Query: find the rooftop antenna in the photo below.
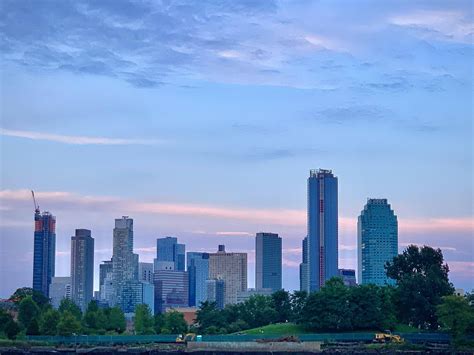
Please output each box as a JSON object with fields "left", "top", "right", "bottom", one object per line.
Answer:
{"left": 31, "top": 190, "right": 40, "bottom": 213}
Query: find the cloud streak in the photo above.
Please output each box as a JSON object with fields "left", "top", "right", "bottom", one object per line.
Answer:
{"left": 0, "top": 128, "right": 163, "bottom": 146}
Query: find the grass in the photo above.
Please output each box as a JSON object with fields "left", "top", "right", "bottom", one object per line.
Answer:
{"left": 394, "top": 324, "right": 421, "bottom": 333}
{"left": 237, "top": 323, "right": 309, "bottom": 335}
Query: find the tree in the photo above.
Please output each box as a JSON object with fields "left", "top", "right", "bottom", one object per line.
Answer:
{"left": 82, "top": 301, "right": 106, "bottom": 334}
{"left": 105, "top": 307, "right": 126, "bottom": 333}
{"left": 195, "top": 301, "right": 226, "bottom": 333}
{"left": 437, "top": 295, "right": 474, "bottom": 343}
{"left": 10, "top": 287, "right": 50, "bottom": 309}
{"left": 290, "top": 291, "right": 308, "bottom": 323}
{"left": 386, "top": 245, "right": 454, "bottom": 329}
{"left": 239, "top": 295, "right": 278, "bottom": 329}
{"left": 271, "top": 290, "right": 291, "bottom": 323}
{"left": 26, "top": 317, "right": 40, "bottom": 335}
{"left": 350, "top": 284, "right": 385, "bottom": 330}
{"left": 18, "top": 296, "right": 40, "bottom": 329}
{"left": 134, "top": 304, "right": 155, "bottom": 335}
{"left": 154, "top": 313, "right": 165, "bottom": 334}
{"left": 163, "top": 311, "right": 188, "bottom": 334}
{"left": 58, "top": 298, "right": 82, "bottom": 321}
{"left": 40, "top": 309, "right": 60, "bottom": 335}
{"left": 57, "top": 311, "right": 81, "bottom": 336}
{"left": 4, "top": 319, "right": 21, "bottom": 340}
{"left": 301, "top": 277, "right": 352, "bottom": 331}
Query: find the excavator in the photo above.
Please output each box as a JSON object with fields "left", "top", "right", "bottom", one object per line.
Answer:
{"left": 176, "top": 333, "right": 198, "bottom": 343}
{"left": 373, "top": 330, "right": 404, "bottom": 343}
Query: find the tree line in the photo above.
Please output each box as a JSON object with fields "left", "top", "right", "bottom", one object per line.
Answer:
{"left": 1, "top": 245, "right": 473, "bottom": 342}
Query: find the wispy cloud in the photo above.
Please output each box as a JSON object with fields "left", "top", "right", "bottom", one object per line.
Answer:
{"left": 0, "top": 128, "right": 163, "bottom": 146}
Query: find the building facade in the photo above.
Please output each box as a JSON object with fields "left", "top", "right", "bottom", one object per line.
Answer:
{"left": 358, "top": 198, "right": 398, "bottom": 286}
{"left": 153, "top": 270, "right": 188, "bottom": 314}
{"left": 71, "top": 229, "right": 94, "bottom": 311}
{"left": 206, "top": 279, "right": 225, "bottom": 309}
{"left": 255, "top": 232, "right": 282, "bottom": 292}
{"left": 299, "top": 236, "right": 308, "bottom": 291}
{"left": 33, "top": 210, "right": 56, "bottom": 297}
{"left": 112, "top": 217, "right": 139, "bottom": 311}
{"left": 155, "top": 237, "right": 185, "bottom": 271}
{"left": 49, "top": 276, "right": 71, "bottom": 309}
{"left": 187, "top": 252, "right": 209, "bottom": 307}
{"left": 139, "top": 262, "right": 154, "bottom": 283}
{"left": 236, "top": 288, "right": 273, "bottom": 303}
{"left": 208, "top": 245, "right": 247, "bottom": 306}
{"left": 338, "top": 269, "right": 357, "bottom": 287}
{"left": 307, "top": 169, "right": 338, "bottom": 292}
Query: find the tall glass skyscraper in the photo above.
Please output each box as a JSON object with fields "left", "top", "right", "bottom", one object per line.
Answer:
{"left": 299, "top": 236, "right": 308, "bottom": 291}
{"left": 156, "top": 237, "right": 185, "bottom": 271}
{"left": 33, "top": 209, "right": 56, "bottom": 297}
{"left": 71, "top": 229, "right": 94, "bottom": 312}
{"left": 112, "top": 216, "right": 139, "bottom": 311}
{"left": 187, "top": 252, "right": 209, "bottom": 307}
{"left": 255, "top": 232, "right": 282, "bottom": 292}
{"left": 307, "top": 169, "right": 338, "bottom": 292}
{"left": 358, "top": 198, "right": 398, "bottom": 286}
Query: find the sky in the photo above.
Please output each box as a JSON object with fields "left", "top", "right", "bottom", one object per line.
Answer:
{"left": 0, "top": 0, "right": 473, "bottom": 297}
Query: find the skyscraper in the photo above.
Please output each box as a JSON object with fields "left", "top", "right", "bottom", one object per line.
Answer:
{"left": 155, "top": 237, "right": 185, "bottom": 271}
{"left": 153, "top": 264, "right": 189, "bottom": 314}
{"left": 255, "top": 232, "right": 282, "bottom": 292}
{"left": 187, "top": 252, "right": 209, "bottom": 307}
{"left": 33, "top": 209, "right": 56, "bottom": 297}
{"left": 299, "top": 236, "right": 308, "bottom": 292}
{"left": 307, "top": 169, "right": 338, "bottom": 291}
{"left": 206, "top": 279, "right": 225, "bottom": 309}
{"left": 71, "top": 229, "right": 94, "bottom": 311}
{"left": 358, "top": 198, "right": 398, "bottom": 286}
{"left": 208, "top": 245, "right": 247, "bottom": 306}
{"left": 112, "top": 216, "right": 139, "bottom": 311}
{"left": 138, "top": 262, "right": 154, "bottom": 283}
{"left": 49, "top": 276, "right": 71, "bottom": 309}
{"left": 99, "top": 260, "right": 113, "bottom": 306}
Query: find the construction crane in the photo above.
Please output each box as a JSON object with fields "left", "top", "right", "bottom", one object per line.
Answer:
{"left": 31, "top": 190, "right": 40, "bottom": 213}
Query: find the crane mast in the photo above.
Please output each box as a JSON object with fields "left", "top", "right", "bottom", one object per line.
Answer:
{"left": 31, "top": 190, "right": 40, "bottom": 213}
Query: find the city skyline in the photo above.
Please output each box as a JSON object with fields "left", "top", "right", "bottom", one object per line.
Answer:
{"left": 1, "top": 0, "right": 472, "bottom": 297}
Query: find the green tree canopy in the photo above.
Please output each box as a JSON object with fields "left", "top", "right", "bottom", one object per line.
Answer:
{"left": 58, "top": 298, "right": 82, "bottom": 321}
{"left": 105, "top": 307, "right": 126, "bottom": 333}
{"left": 163, "top": 311, "right": 188, "bottom": 334}
{"left": 437, "top": 295, "right": 474, "bottom": 342}
{"left": 18, "top": 295, "right": 40, "bottom": 329}
{"left": 134, "top": 304, "right": 155, "bottom": 335}
{"left": 57, "top": 310, "right": 81, "bottom": 336}
{"left": 40, "top": 308, "right": 60, "bottom": 335}
{"left": 10, "top": 287, "right": 50, "bottom": 309}
{"left": 4, "top": 319, "right": 21, "bottom": 340}
{"left": 386, "top": 245, "right": 454, "bottom": 329}
{"left": 290, "top": 290, "right": 308, "bottom": 323}
{"left": 271, "top": 290, "right": 292, "bottom": 323}
{"left": 82, "top": 301, "right": 107, "bottom": 334}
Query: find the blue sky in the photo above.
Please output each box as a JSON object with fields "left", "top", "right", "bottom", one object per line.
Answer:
{"left": 0, "top": 0, "right": 473, "bottom": 297}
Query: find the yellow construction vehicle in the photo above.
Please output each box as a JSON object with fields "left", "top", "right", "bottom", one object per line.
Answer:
{"left": 176, "top": 333, "right": 197, "bottom": 343}
{"left": 374, "top": 331, "right": 404, "bottom": 343}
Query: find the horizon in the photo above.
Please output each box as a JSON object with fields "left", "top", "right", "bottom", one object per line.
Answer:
{"left": 0, "top": 0, "right": 473, "bottom": 297}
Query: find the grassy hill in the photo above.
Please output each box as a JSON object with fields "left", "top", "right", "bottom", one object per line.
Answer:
{"left": 237, "top": 323, "right": 309, "bottom": 335}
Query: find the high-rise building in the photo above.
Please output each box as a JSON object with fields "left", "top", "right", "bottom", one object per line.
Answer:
{"left": 206, "top": 279, "right": 225, "bottom": 309}
{"left": 208, "top": 245, "right": 247, "bottom": 306}
{"left": 299, "top": 236, "right": 308, "bottom": 292}
{"left": 338, "top": 269, "right": 357, "bottom": 287}
{"left": 99, "top": 260, "right": 113, "bottom": 288}
{"left": 358, "top": 198, "right": 398, "bottom": 286}
{"left": 112, "top": 216, "right": 139, "bottom": 311}
{"left": 49, "top": 276, "right": 71, "bottom": 309}
{"left": 99, "top": 260, "right": 113, "bottom": 306}
{"left": 155, "top": 237, "right": 185, "bottom": 271}
{"left": 255, "top": 232, "right": 282, "bottom": 292}
{"left": 187, "top": 252, "right": 209, "bottom": 307}
{"left": 153, "top": 267, "right": 188, "bottom": 314}
{"left": 139, "top": 262, "right": 154, "bottom": 283}
{"left": 237, "top": 288, "right": 273, "bottom": 303}
{"left": 71, "top": 229, "right": 94, "bottom": 311}
{"left": 307, "top": 169, "right": 338, "bottom": 292}
{"left": 33, "top": 209, "right": 56, "bottom": 297}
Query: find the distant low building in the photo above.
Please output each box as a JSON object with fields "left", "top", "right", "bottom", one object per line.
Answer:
{"left": 49, "top": 276, "right": 71, "bottom": 308}
{"left": 338, "top": 269, "right": 357, "bottom": 287}
{"left": 236, "top": 288, "right": 273, "bottom": 303}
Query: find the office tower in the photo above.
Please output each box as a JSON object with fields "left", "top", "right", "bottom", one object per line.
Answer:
{"left": 155, "top": 237, "right": 185, "bottom": 271}
{"left": 153, "top": 266, "right": 188, "bottom": 314}
{"left": 299, "top": 236, "right": 308, "bottom": 292}
{"left": 255, "top": 232, "right": 282, "bottom": 292}
{"left": 112, "top": 216, "right": 139, "bottom": 311}
{"left": 99, "top": 260, "right": 113, "bottom": 305}
{"left": 358, "top": 198, "right": 398, "bottom": 286}
{"left": 139, "top": 262, "right": 154, "bottom": 283}
{"left": 71, "top": 229, "right": 94, "bottom": 311}
{"left": 307, "top": 169, "right": 338, "bottom": 291}
{"left": 187, "top": 252, "right": 209, "bottom": 307}
{"left": 99, "top": 260, "right": 113, "bottom": 288}
{"left": 206, "top": 279, "right": 225, "bottom": 309}
{"left": 33, "top": 209, "right": 56, "bottom": 297}
{"left": 208, "top": 245, "right": 247, "bottom": 306}
{"left": 49, "top": 277, "right": 71, "bottom": 309}
{"left": 338, "top": 269, "right": 357, "bottom": 287}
